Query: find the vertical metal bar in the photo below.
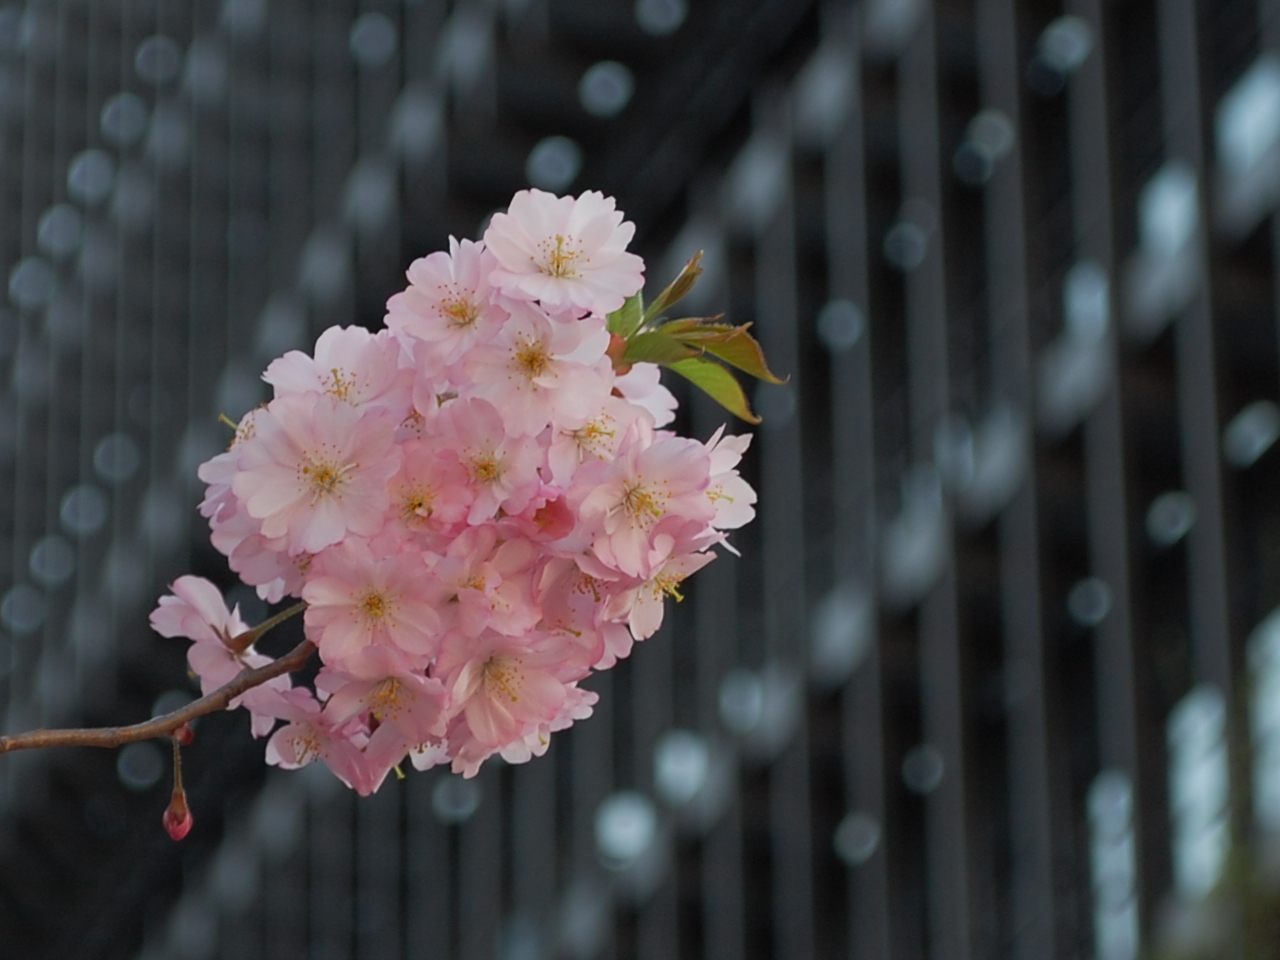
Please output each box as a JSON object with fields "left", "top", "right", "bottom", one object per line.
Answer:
{"left": 570, "top": 669, "right": 614, "bottom": 959}
{"left": 634, "top": 624, "right": 677, "bottom": 959}
{"left": 358, "top": 781, "right": 402, "bottom": 959}
{"left": 406, "top": 771, "right": 451, "bottom": 960}
{"left": 899, "top": 5, "right": 971, "bottom": 958}
{"left": 752, "top": 93, "right": 815, "bottom": 960}
{"left": 310, "top": 788, "right": 356, "bottom": 958}
{"left": 458, "top": 766, "right": 503, "bottom": 960}
{"left": 974, "top": 2, "right": 1058, "bottom": 958}
{"left": 1263, "top": 0, "right": 1280, "bottom": 398}
{"left": 1157, "top": 0, "right": 1233, "bottom": 697}
{"left": 824, "top": 12, "right": 890, "bottom": 960}
{"left": 511, "top": 752, "right": 557, "bottom": 943}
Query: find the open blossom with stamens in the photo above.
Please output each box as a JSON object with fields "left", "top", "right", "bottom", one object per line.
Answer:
{"left": 387, "top": 238, "right": 509, "bottom": 369}
{"left": 232, "top": 394, "right": 402, "bottom": 555}
{"left": 464, "top": 301, "right": 612, "bottom": 436}
{"left": 483, "top": 189, "right": 645, "bottom": 316}
{"left": 577, "top": 423, "right": 716, "bottom": 578}
{"left": 264, "top": 687, "right": 373, "bottom": 793}
{"left": 263, "top": 325, "right": 411, "bottom": 413}
{"left": 435, "top": 629, "right": 595, "bottom": 776}
{"left": 177, "top": 188, "right": 760, "bottom": 791}
{"left": 435, "top": 398, "right": 543, "bottom": 523}
{"left": 302, "top": 538, "right": 445, "bottom": 665}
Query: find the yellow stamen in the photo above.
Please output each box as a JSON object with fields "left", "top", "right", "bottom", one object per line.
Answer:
{"left": 483, "top": 656, "right": 523, "bottom": 703}
{"left": 323, "top": 367, "right": 357, "bottom": 402}
{"left": 537, "top": 234, "right": 584, "bottom": 279}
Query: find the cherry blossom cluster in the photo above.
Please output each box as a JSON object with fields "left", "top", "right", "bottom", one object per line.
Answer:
{"left": 150, "top": 189, "right": 757, "bottom": 794}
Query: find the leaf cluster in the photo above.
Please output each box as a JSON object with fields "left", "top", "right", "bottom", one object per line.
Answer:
{"left": 605, "top": 252, "right": 786, "bottom": 424}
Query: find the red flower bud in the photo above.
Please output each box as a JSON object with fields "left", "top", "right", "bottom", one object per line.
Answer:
{"left": 172, "top": 722, "right": 194, "bottom": 746}
{"left": 163, "top": 788, "right": 193, "bottom": 841}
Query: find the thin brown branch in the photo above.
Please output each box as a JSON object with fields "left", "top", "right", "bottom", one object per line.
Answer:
{"left": 0, "top": 639, "right": 317, "bottom": 755}
{"left": 227, "top": 600, "right": 307, "bottom": 654}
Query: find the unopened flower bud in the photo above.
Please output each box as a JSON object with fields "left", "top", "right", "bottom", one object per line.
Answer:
{"left": 163, "top": 788, "right": 193, "bottom": 840}
{"left": 172, "top": 722, "right": 194, "bottom": 746}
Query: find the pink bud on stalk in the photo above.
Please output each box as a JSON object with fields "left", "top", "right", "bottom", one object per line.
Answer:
{"left": 163, "top": 738, "right": 194, "bottom": 841}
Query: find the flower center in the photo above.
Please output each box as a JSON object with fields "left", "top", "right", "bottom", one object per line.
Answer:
{"left": 402, "top": 489, "right": 435, "bottom": 522}
{"left": 515, "top": 342, "right": 550, "bottom": 379}
{"left": 360, "top": 590, "right": 395, "bottom": 621}
{"left": 470, "top": 454, "right": 503, "bottom": 484}
{"left": 300, "top": 455, "right": 353, "bottom": 498}
{"left": 537, "top": 234, "right": 585, "bottom": 279}
{"left": 568, "top": 416, "right": 616, "bottom": 459}
{"left": 621, "top": 481, "right": 665, "bottom": 525}
{"left": 482, "top": 656, "right": 524, "bottom": 703}
{"left": 367, "top": 678, "right": 405, "bottom": 721}
{"left": 443, "top": 296, "right": 480, "bottom": 329}
{"left": 322, "top": 367, "right": 357, "bottom": 403}
{"left": 289, "top": 726, "right": 324, "bottom": 765}
{"left": 651, "top": 570, "right": 687, "bottom": 603}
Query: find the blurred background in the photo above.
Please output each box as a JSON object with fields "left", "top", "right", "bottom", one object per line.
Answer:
{"left": 2, "top": 0, "right": 1280, "bottom": 958}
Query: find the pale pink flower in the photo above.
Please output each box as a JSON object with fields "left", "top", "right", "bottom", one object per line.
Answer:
{"left": 495, "top": 683, "right": 598, "bottom": 767}
{"left": 464, "top": 301, "right": 612, "bottom": 436}
{"left": 263, "top": 325, "right": 411, "bottom": 414}
{"left": 546, "top": 394, "right": 650, "bottom": 486}
{"left": 232, "top": 393, "right": 402, "bottom": 555}
{"left": 150, "top": 577, "right": 291, "bottom": 736}
{"left": 150, "top": 575, "right": 248, "bottom": 647}
{"left": 535, "top": 557, "right": 625, "bottom": 667}
{"left": 483, "top": 189, "right": 644, "bottom": 315}
{"left": 317, "top": 647, "right": 448, "bottom": 777}
{"left": 576, "top": 423, "right": 715, "bottom": 578}
{"left": 263, "top": 687, "right": 373, "bottom": 793}
{"left": 607, "top": 551, "right": 716, "bottom": 640}
{"left": 429, "top": 525, "right": 541, "bottom": 638}
{"left": 704, "top": 426, "right": 757, "bottom": 531}
{"left": 435, "top": 630, "right": 594, "bottom": 777}
{"left": 386, "top": 238, "right": 509, "bottom": 366}
{"left": 495, "top": 490, "right": 577, "bottom": 543}
{"left": 436, "top": 398, "right": 543, "bottom": 523}
{"left": 302, "top": 538, "right": 445, "bottom": 666}
{"left": 386, "top": 440, "right": 473, "bottom": 533}
{"left": 612, "top": 362, "right": 678, "bottom": 427}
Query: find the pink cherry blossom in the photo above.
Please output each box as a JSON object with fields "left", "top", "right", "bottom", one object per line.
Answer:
{"left": 435, "top": 630, "right": 595, "bottom": 777}
{"left": 577, "top": 423, "right": 715, "bottom": 578}
{"left": 166, "top": 187, "right": 762, "bottom": 791}
{"left": 464, "top": 300, "right": 612, "bottom": 437}
{"left": 429, "top": 526, "right": 541, "bottom": 638}
{"left": 607, "top": 551, "right": 716, "bottom": 640}
{"left": 317, "top": 647, "right": 448, "bottom": 778}
{"left": 704, "top": 426, "right": 757, "bottom": 531}
{"left": 547, "top": 394, "right": 651, "bottom": 486}
{"left": 435, "top": 398, "right": 543, "bottom": 523}
{"left": 150, "top": 577, "right": 291, "bottom": 735}
{"left": 302, "top": 538, "right": 445, "bottom": 666}
{"left": 232, "top": 393, "right": 402, "bottom": 555}
{"left": 386, "top": 439, "right": 473, "bottom": 534}
{"left": 263, "top": 687, "right": 373, "bottom": 793}
{"left": 387, "top": 238, "right": 509, "bottom": 367}
{"left": 483, "top": 189, "right": 644, "bottom": 315}
{"left": 263, "top": 325, "right": 411, "bottom": 414}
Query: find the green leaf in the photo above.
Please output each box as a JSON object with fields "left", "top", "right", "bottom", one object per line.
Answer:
{"left": 606, "top": 292, "right": 645, "bottom": 340}
{"left": 667, "top": 357, "right": 762, "bottom": 424}
{"left": 622, "top": 330, "right": 702, "bottom": 366}
{"left": 662, "top": 318, "right": 736, "bottom": 343}
{"left": 643, "top": 252, "right": 704, "bottom": 324}
{"left": 700, "top": 326, "right": 787, "bottom": 384}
